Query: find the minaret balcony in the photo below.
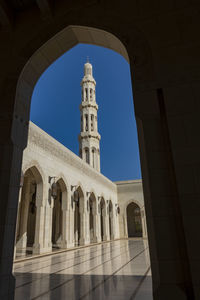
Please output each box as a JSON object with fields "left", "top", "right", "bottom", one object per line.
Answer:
{"left": 79, "top": 102, "right": 98, "bottom": 110}
{"left": 79, "top": 132, "right": 101, "bottom": 140}
{"left": 81, "top": 77, "right": 96, "bottom": 85}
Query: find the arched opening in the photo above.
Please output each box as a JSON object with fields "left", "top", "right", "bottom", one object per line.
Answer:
{"left": 85, "top": 147, "right": 89, "bottom": 164}
{"left": 89, "top": 193, "right": 97, "bottom": 243}
{"left": 74, "top": 186, "right": 84, "bottom": 246}
{"left": 10, "top": 24, "right": 152, "bottom": 298}
{"left": 108, "top": 200, "right": 113, "bottom": 240}
{"left": 52, "top": 182, "right": 62, "bottom": 248}
{"left": 51, "top": 178, "right": 68, "bottom": 249}
{"left": 91, "top": 147, "right": 96, "bottom": 168}
{"left": 91, "top": 114, "right": 94, "bottom": 131}
{"left": 85, "top": 114, "right": 88, "bottom": 131}
{"left": 100, "top": 198, "right": 106, "bottom": 241}
{"left": 0, "top": 3, "right": 197, "bottom": 297}
{"left": 16, "top": 166, "right": 43, "bottom": 257}
{"left": 15, "top": 25, "right": 131, "bottom": 252}
{"left": 126, "top": 202, "right": 142, "bottom": 237}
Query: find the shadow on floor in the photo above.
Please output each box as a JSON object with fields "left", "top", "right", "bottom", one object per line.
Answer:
{"left": 14, "top": 272, "right": 152, "bottom": 300}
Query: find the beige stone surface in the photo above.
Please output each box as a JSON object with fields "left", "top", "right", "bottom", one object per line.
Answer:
{"left": 1, "top": 1, "right": 200, "bottom": 299}
{"left": 16, "top": 121, "right": 120, "bottom": 255}
{"left": 115, "top": 180, "right": 147, "bottom": 239}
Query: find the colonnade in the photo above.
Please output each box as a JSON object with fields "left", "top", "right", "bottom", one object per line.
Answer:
{"left": 15, "top": 166, "right": 117, "bottom": 257}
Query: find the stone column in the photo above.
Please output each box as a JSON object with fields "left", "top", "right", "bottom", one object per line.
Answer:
{"left": 111, "top": 208, "right": 117, "bottom": 239}
{"left": 43, "top": 188, "right": 53, "bottom": 253}
{"left": 109, "top": 211, "right": 114, "bottom": 240}
{"left": 15, "top": 181, "right": 30, "bottom": 250}
{"left": 96, "top": 202, "right": 101, "bottom": 242}
{"left": 124, "top": 214, "right": 128, "bottom": 238}
{"left": 79, "top": 210, "right": 89, "bottom": 246}
{"left": 103, "top": 203, "right": 109, "bottom": 241}
{"left": 68, "top": 208, "right": 74, "bottom": 248}
{"left": 133, "top": 83, "right": 200, "bottom": 299}
{"left": 14, "top": 186, "right": 23, "bottom": 259}
{"left": 141, "top": 208, "right": 147, "bottom": 238}
{"left": 58, "top": 190, "right": 68, "bottom": 249}
{"left": 0, "top": 73, "right": 28, "bottom": 300}
{"left": 0, "top": 144, "right": 24, "bottom": 300}
{"left": 92, "top": 212, "right": 98, "bottom": 243}
{"left": 32, "top": 181, "right": 46, "bottom": 254}
{"left": 15, "top": 187, "right": 22, "bottom": 241}
{"left": 116, "top": 209, "right": 121, "bottom": 239}
{"left": 43, "top": 205, "right": 50, "bottom": 252}
{"left": 68, "top": 193, "right": 75, "bottom": 247}
{"left": 33, "top": 205, "right": 45, "bottom": 254}
{"left": 48, "top": 202, "right": 53, "bottom": 249}
{"left": 86, "top": 201, "right": 91, "bottom": 243}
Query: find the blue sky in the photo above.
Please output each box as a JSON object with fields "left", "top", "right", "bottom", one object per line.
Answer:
{"left": 30, "top": 44, "right": 141, "bottom": 181}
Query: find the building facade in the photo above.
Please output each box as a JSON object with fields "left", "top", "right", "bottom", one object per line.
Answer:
{"left": 15, "top": 62, "right": 146, "bottom": 258}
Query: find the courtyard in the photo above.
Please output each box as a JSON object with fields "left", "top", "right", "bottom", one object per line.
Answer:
{"left": 14, "top": 239, "right": 152, "bottom": 300}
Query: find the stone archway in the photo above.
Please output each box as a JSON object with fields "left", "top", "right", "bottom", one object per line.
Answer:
{"left": 89, "top": 192, "right": 97, "bottom": 243}
{"left": 0, "top": 2, "right": 198, "bottom": 298}
{"left": 74, "top": 186, "right": 85, "bottom": 246}
{"left": 126, "top": 202, "right": 142, "bottom": 238}
{"left": 0, "top": 3, "right": 198, "bottom": 298}
{"left": 16, "top": 166, "right": 43, "bottom": 257}
{"left": 51, "top": 178, "right": 68, "bottom": 249}
{"left": 52, "top": 182, "right": 62, "bottom": 248}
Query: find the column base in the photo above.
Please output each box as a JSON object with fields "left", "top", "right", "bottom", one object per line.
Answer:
{"left": 79, "top": 238, "right": 90, "bottom": 246}
{"left": 110, "top": 234, "right": 114, "bottom": 240}
{"left": 103, "top": 235, "right": 109, "bottom": 241}
{"left": 66, "top": 242, "right": 74, "bottom": 249}
{"left": 16, "top": 234, "right": 27, "bottom": 250}
{"left": 96, "top": 236, "right": 102, "bottom": 243}
{"left": 33, "top": 243, "right": 47, "bottom": 255}
{"left": 58, "top": 241, "right": 74, "bottom": 249}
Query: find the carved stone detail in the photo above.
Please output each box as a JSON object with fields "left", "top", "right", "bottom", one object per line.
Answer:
{"left": 28, "top": 123, "right": 116, "bottom": 192}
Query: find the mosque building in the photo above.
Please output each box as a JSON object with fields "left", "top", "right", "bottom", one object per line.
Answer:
{"left": 15, "top": 61, "right": 147, "bottom": 258}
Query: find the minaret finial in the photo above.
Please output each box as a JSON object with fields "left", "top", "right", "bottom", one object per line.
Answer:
{"left": 86, "top": 56, "right": 89, "bottom": 63}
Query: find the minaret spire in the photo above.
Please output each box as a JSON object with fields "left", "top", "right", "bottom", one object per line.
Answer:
{"left": 79, "top": 61, "right": 101, "bottom": 172}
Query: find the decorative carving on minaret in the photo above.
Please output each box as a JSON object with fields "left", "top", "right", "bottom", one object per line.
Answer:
{"left": 79, "top": 60, "right": 101, "bottom": 172}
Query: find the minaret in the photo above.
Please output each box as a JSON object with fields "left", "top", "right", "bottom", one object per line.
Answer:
{"left": 79, "top": 60, "right": 101, "bottom": 172}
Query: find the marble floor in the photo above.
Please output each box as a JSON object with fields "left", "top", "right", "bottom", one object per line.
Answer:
{"left": 13, "top": 239, "right": 152, "bottom": 300}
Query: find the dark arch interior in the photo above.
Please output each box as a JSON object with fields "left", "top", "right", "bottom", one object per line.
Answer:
{"left": 127, "top": 202, "right": 142, "bottom": 238}
{"left": 52, "top": 181, "right": 63, "bottom": 248}
{"left": 16, "top": 166, "right": 43, "bottom": 256}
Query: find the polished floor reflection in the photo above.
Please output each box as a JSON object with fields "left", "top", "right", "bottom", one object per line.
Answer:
{"left": 14, "top": 239, "right": 152, "bottom": 300}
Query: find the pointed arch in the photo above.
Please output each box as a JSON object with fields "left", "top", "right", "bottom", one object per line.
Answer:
{"left": 16, "top": 165, "right": 44, "bottom": 256}
{"left": 74, "top": 184, "right": 85, "bottom": 246}
{"left": 22, "top": 160, "right": 46, "bottom": 186}
{"left": 51, "top": 177, "right": 69, "bottom": 249}
{"left": 89, "top": 192, "right": 97, "bottom": 243}
{"left": 124, "top": 198, "right": 143, "bottom": 216}
{"left": 126, "top": 202, "right": 143, "bottom": 238}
